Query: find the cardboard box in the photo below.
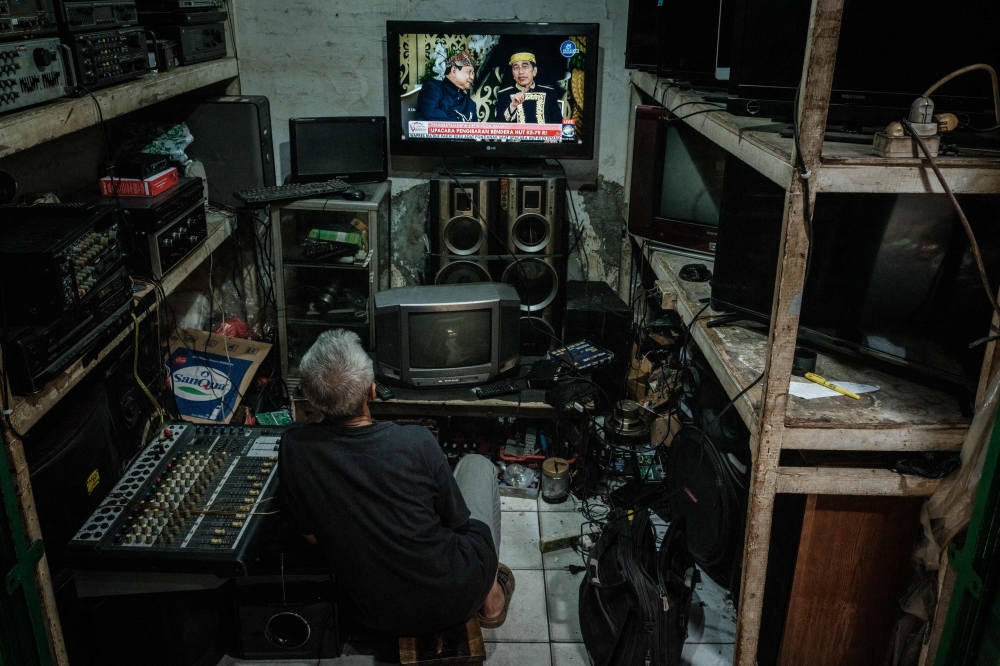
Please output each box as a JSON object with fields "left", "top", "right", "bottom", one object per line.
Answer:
{"left": 168, "top": 328, "right": 272, "bottom": 424}
{"left": 99, "top": 167, "right": 179, "bottom": 197}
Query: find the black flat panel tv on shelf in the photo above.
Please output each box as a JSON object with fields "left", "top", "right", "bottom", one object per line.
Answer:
{"left": 711, "top": 156, "right": 1000, "bottom": 391}
{"left": 386, "top": 21, "right": 599, "bottom": 159}
{"left": 726, "top": 0, "right": 1000, "bottom": 127}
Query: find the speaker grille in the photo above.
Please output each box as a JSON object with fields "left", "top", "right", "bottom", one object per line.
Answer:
{"left": 502, "top": 258, "right": 559, "bottom": 311}
{"left": 511, "top": 213, "right": 552, "bottom": 253}
{"left": 442, "top": 216, "right": 486, "bottom": 255}
{"left": 435, "top": 261, "right": 491, "bottom": 285}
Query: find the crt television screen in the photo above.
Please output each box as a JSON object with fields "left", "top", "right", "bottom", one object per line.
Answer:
{"left": 395, "top": 32, "right": 588, "bottom": 146}
{"left": 293, "top": 120, "right": 386, "bottom": 178}
{"left": 408, "top": 310, "right": 492, "bottom": 369}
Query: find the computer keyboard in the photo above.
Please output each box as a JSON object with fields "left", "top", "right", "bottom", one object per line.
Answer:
{"left": 235, "top": 179, "right": 349, "bottom": 207}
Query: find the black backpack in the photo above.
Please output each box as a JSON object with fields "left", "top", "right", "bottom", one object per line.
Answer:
{"left": 579, "top": 509, "right": 697, "bottom": 666}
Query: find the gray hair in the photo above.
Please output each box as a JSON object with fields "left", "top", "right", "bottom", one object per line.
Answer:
{"left": 299, "top": 329, "right": 374, "bottom": 419}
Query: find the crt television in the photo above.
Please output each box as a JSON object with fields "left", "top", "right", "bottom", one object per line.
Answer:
{"left": 711, "top": 156, "right": 1000, "bottom": 390}
{"left": 375, "top": 283, "right": 521, "bottom": 388}
{"left": 628, "top": 103, "right": 728, "bottom": 257}
{"left": 289, "top": 116, "right": 388, "bottom": 184}
{"left": 386, "top": 21, "right": 600, "bottom": 159}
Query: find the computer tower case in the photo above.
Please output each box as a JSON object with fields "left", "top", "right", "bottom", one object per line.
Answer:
{"left": 183, "top": 96, "right": 275, "bottom": 208}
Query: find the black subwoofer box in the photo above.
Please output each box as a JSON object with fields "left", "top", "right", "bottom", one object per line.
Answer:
{"left": 234, "top": 575, "right": 340, "bottom": 660}
{"left": 563, "top": 280, "right": 632, "bottom": 399}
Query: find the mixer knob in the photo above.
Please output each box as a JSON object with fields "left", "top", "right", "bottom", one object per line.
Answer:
{"left": 145, "top": 534, "right": 153, "bottom": 544}
{"left": 125, "top": 533, "right": 134, "bottom": 543}
{"left": 231, "top": 521, "right": 243, "bottom": 528}
{"left": 213, "top": 528, "right": 226, "bottom": 536}
{"left": 210, "top": 538, "right": 222, "bottom": 546}
{"left": 235, "top": 512, "right": 247, "bottom": 520}
{"left": 166, "top": 535, "right": 174, "bottom": 545}
{"left": 248, "top": 489, "right": 260, "bottom": 497}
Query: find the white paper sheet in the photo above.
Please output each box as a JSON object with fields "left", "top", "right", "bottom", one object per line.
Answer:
{"left": 788, "top": 379, "right": 880, "bottom": 400}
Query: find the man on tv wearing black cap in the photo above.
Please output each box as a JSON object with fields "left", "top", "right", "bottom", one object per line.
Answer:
{"left": 495, "top": 52, "right": 562, "bottom": 124}
{"left": 416, "top": 50, "right": 479, "bottom": 122}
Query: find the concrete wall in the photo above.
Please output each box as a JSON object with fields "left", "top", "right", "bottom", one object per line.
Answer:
{"left": 233, "top": 0, "right": 631, "bottom": 290}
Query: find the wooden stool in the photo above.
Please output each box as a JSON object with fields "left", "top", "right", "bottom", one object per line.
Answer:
{"left": 399, "top": 617, "right": 485, "bottom": 665}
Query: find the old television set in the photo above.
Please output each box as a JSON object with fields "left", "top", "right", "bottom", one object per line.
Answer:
{"left": 711, "top": 156, "right": 1000, "bottom": 390}
{"left": 289, "top": 116, "right": 388, "bottom": 184}
{"left": 628, "top": 103, "right": 728, "bottom": 257}
{"left": 375, "top": 283, "right": 521, "bottom": 388}
{"left": 386, "top": 21, "right": 600, "bottom": 159}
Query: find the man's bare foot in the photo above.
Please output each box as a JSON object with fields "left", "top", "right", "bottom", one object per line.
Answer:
{"left": 482, "top": 579, "right": 506, "bottom": 619}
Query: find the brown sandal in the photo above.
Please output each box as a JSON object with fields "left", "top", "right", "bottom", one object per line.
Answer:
{"left": 478, "top": 563, "right": 516, "bottom": 629}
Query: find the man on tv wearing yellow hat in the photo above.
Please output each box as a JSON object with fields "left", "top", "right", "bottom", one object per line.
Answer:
{"left": 495, "top": 52, "right": 562, "bottom": 124}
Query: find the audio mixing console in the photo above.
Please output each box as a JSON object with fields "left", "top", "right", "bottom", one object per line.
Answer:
{"left": 67, "top": 422, "right": 287, "bottom": 576}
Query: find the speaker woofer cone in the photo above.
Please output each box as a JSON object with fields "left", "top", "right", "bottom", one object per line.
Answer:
{"left": 442, "top": 216, "right": 486, "bottom": 255}
{"left": 511, "top": 213, "right": 551, "bottom": 253}
{"left": 502, "top": 258, "right": 558, "bottom": 312}
{"left": 264, "top": 611, "right": 311, "bottom": 650}
{"left": 435, "top": 261, "right": 492, "bottom": 285}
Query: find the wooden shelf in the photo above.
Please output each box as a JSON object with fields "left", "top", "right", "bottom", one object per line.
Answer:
{"left": 776, "top": 467, "right": 940, "bottom": 496}
{"left": 647, "top": 247, "right": 970, "bottom": 452}
{"left": 0, "top": 58, "right": 239, "bottom": 159}
{"left": 631, "top": 70, "right": 1000, "bottom": 195}
{"left": 7, "top": 210, "right": 233, "bottom": 435}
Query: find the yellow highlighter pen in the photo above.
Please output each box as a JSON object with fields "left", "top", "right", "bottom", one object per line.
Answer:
{"left": 804, "top": 372, "right": 860, "bottom": 400}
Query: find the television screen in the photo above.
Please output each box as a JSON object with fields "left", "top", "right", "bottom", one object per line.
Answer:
{"left": 711, "top": 154, "right": 1000, "bottom": 387}
{"left": 408, "top": 310, "right": 492, "bottom": 369}
{"left": 387, "top": 21, "right": 599, "bottom": 159}
{"left": 290, "top": 117, "right": 387, "bottom": 183}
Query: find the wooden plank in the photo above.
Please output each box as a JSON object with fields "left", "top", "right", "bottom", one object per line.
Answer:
{"left": 776, "top": 495, "right": 923, "bottom": 665}
{"left": 776, "top": 467, "right": 940, "bottom": 496}
{"left": 631, "top": 70, "right": 795, "bottom": 191}
{"left": 735, "top": 2, "right": 844, "bottom": 665}
{"left": 782, "top": 425, "right": 965, "bottom": 451}
{"left": 629, "top": 73, "right": 1000, "bottom": 196}
{"left": 0, "top": 58, "right": 239, "bottom": 159}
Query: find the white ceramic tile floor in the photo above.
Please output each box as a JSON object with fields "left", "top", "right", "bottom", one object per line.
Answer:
{"left": 222, "top": 503, "right": 737, "bottom": 665}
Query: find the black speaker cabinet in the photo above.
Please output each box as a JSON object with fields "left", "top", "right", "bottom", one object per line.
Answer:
{"left": 102, "top": 316, "right": 161, "bottom": 464}
{"left": 499, "top": 166, "right": 567, "bottom": 355}
{"left": 564, "top": 280, "right": 632, "bottom": 398}
{"left": 235, "top": 575, "right": 340, "bottom": 660}
{"left": 429, "top": 177, "right": 498, "bottom": 285}
{"left": 184, "top": 96, "right": 275, "bottom": 208}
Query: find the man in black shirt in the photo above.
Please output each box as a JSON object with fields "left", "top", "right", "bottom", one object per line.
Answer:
{"left": 278, "top": 329, "right": 515, "bottom": 636}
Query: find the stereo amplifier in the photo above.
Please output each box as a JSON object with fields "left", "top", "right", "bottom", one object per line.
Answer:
{"left": 155, "top": 22, "right": 223, "bottom": 64}
{"left": 138, "top": 8, "right": 225, "bottom": 25}
{"left": 56, "top": 0, "right": 138, "bottom": 32}
{"left": 132, "top": 199, "right": 208, "bottom": 278}
{"left": 0, "top": 36, "right": 67, "bottom": 114}
{"left": 0, "top": 0, "right": 56, "bottom": 41}
{"left": 0, "top": 203, "right": 124, "bottom": 324}
{"left": 136, "top": 0, "right": 221, "bottom": 10}
{"left": 5, "top": 267, "right": 133, "bottom": 394}
{"left": 65, "top": 25, "right": 146, "bottom": 89}
{"left": 67, "top": 422, "right": 287, "bottom": 576}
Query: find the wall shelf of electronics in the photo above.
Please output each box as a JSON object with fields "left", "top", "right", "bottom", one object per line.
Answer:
{"left": 621, "top": 2, "right": 1000, "bottom": 665}
{"left": 624, "top": 0, "right": 1000, "bottom": 471}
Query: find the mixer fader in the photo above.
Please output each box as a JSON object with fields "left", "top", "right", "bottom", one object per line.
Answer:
{"left": 68, "top": 422, "right": 288, "bottom": 576}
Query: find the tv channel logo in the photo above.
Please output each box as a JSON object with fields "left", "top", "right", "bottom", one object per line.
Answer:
{"left": 560, "top": 40, "right": 579, "bottom": 58}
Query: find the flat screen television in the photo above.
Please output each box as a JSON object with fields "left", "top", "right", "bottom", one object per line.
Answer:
{"left": 374, "top": 283, "right": 521, "bottom": 388}
{"left": 386, "top": 21, "right": 599, "bottom": 159}
{"left": 711, "top": 156, "right": 1000, "bottom": 390}
{"left": 628, "top": 104, "right": 728, "bottom": 257}
{"left": 725, "top": 0, "right": 1000, "bottom": 127}
{"left": 289, "top": 116, "right": 388, "bottom": 184}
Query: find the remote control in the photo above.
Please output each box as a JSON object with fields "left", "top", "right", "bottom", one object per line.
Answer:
{"left": 474, "top": 383, "right": 520, "bottom": 399}
{"left": 374, "top": 382, "right": 394, "bottom": 400}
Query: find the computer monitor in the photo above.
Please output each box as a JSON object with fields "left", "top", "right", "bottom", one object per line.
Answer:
{"left": 386, "top": 21, "right": 600, "bottom": 159}
{"left": 289, "top": 116, "right": 388, "bottom": 184}
{"left": 375, "top": 283, "right": 521, "bottom": 388}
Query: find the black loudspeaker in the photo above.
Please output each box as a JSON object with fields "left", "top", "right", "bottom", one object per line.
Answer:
{"left": 183, "top": 96, "right": 275, "bottom": 208}
{"left": 563, "top": 280, "right": 632, "bottom": 399}
{"left": 235, "top": 575, "right": 340, "bottom": 660}
{"left": 429, "top": 177, "right": 497, "bottom": 285}
{"left": 25, "top": 383, "right": 122, "bottom": 578}
{"left": 499, "top": 166, "right": 567, "bottom": 355}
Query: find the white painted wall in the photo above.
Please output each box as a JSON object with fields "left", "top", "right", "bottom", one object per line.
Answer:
{"left": 232, "top": 0, "right": 631, "bottom": 188}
